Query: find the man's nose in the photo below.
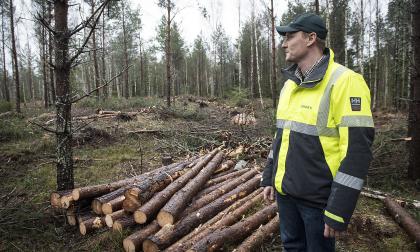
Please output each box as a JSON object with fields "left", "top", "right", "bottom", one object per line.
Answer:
{"left": 282, "top": 40, "right": 287, "bottom": 48}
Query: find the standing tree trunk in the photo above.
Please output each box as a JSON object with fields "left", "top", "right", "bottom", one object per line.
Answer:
{"left": 54, "top": 0, "right": 74, "bottom": 191}
{"left": 408, "top": 0, "right": 420, "bottom": 179}
{"left": 270, "top": 0, "right": 277, "bottom": 109}
{"left": 315, "top": 0, "right": 320, "bottom": 14}
{"left": 329, "top": 0, "right": 347, "bottom": 64}
{"left": 91, "top": 0, "right": 100, "bottom": 100}
{"left": 238, "top": 1, "right": 242, "bottom": 91}
{"left": 26, "top": 42, "right": 34, "bottom": 101}
{"left": 9, "top": 0, "right": 20, "bottom": 113}
{"left": 122, "top": 1, "right": 129, "bottom": 99}
{"left": 359, "top": 0, "right": 365, "bottom": 76}
{"left": 101, "top": 13, "right": 107, "bottom": 98}
{"left": 166, "top": 0, "right": 172, "bottom": 107}
{"left": 41, "top": 2, "right": 49, "bottom": 108}
{"left": 48, "top": 1, "right": 56, "bottom": 105}
{"left": 1, "top": 3, "right": 10, "bottom": 102}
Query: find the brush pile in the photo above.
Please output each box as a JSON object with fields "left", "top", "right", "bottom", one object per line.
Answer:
{"left": 50, "top": 148, "right": 279, "bottom": 252}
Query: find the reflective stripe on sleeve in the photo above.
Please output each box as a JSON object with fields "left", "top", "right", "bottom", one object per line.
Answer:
{"left": 334, "top": 171, "right": 364, "bottom": 190}
{"left": 324, "top": 210, "right": 345, "bottom": 223}
{"left": 276, "top": 119, "right": 339, "bottom": 137}
{"left": 339, "top": 115, "right": 374, "bottom": 127}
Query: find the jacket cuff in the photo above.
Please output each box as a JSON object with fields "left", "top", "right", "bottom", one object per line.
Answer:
{"left": 323, "top": 210, "right": 348, "bottom": 231}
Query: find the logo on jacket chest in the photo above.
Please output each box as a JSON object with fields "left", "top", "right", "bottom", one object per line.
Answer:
{"left": 350, "top": 97, "right": 361, "bottom": 111}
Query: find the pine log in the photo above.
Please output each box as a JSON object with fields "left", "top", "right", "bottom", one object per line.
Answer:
{"left": 92, "top": 187, "right": 126, "bottom": 214}
{"left": 213, "top": 159, "right": 235, "bottom": 174}
{"left": 384, "top": 197, "right": 420, "bottom": 248}
{"left": 113, "top": 215, "right": 137, "bottom": 232}
{"left": 143, "top": 176, "right": 261, "bottom": 251}
{"left": 133, "top": 150, "right": 219, "bottom": 224}
{"left": 235, "top": 214, "right": 280, "bottom": 252}
{"left": 66, "top": 207, "right": 77, "bottom": 226}
{"left": 105, "top": 209, "right": 129, "bottom": 228}
{"left": 123, "top": 221, "right": 160, "bottom": 252}
{"left": 362, "top": 188, "right": 420, "bottom": 209}
{"left": 65, "top": 199, "right": 91, "bottom": 226}
{"left": 122, "top": 157, "right": 197, "bottom": 213}
{"left": 183, "top": 168, "right": 258, "bottom": 216}
{"left": 79, "top": 216, "right": 106, "bottom": 235}
{"left": 193, "top": 170, "right": 249, "bottom": 199}
{"left": 210, "top": 166, "right": 236, "bottom": 179}
{"left": 165, "top": 188, "right": 263, "bottom": 252}
{"left": 72, "top": 160, "right": 190, "bottom": 201}
{"left": 204, "top": 169, "right": 249, "bottom": 188}
{"left": 50, "top": 190, "right": 72, "bottom": 208}
{"left": 102, "top": 195, "right": 125, "bottom": 215}
{"left": 157, "top": 152, "right": 224, "bottom": 227}
{"left": 187, "top": 202, "right": 278, "bottom": 252}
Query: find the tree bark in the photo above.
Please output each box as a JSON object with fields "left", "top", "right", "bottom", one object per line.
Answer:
{"left": 123, "top": 220, "right": 160, "bottom": 252}
{"left": 122, "top": 0, "right": 129, "bottom": 98}
{"left": 183, "top": 169, "right": 258, "bottom": 216}
{"left": 165, "top": 188, "right": 263, "bottom": 252}
{"left": 166, "top": 0, "right": 172, "bottom": 107}
{"left": 187, "top": 202, "right": 277, "bottom": 252}
{"left": 9, "top": 0, "right": 20, "bottom": 113}
{"left": 72, "top": 160, "right": 189, "bottom": 200}
{"left": 235, "top": 214, "right": 279, "bottom": 252}
{"left": 157, "top": 152, "right": 224, "bottom": 226}
{"left": 113, "top": 215, "right": 136, "bottom": 232}
{"left": 105, "top": 209, "right": 128, "bottom": 227}
{"left": 47, "top": 1, "right": 55, "bottom": 104}
{"left": 91, "top": 0, "right": 100, "bottom": 100}
{"left": 408, "top": 0, "right": 420, "bottom": 179}
{"left": 79, "top": 216, "right": 105, "bottom": 235}
{"left": 143, "top": 176, "right": 261, "bottom": 251}
{"left": 123, "top": 159, "right": 200, "bottom": 213}
{"left": 384, "top": 197, "right": 420, "bottom": 248}
{"left": 270, "top": 0, "right": 277, "bottom": 109}
{"left": 204, "top": 168, "right": 248, "bottom": 188}
{"left": 101, "top": 13, "right": 107, "bottom": 98}
{"left": 133, "top": 151, "right": 218, "bottom": 224}
{"left": 102, "top": 195, "right": 125, "bottom": 214}
{"left": 1, "top": 3, "right": 10, "bottom": 102}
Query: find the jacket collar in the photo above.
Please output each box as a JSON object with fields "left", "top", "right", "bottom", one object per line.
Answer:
{"left": 281, "top": 48, "right": 333, "bottom": 88}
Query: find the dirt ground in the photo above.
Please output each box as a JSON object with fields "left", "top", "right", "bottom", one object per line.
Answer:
{"left": 0, "top": 97, "right": 419, "bottom": 251}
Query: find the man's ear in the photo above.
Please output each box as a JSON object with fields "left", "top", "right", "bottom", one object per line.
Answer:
{"left": 307, "top": 33, "right": 317, "bottom": 47}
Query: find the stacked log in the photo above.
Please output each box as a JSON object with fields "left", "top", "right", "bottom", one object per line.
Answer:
{"left": 50, "top": 149, "right": 284, "bottom": 252}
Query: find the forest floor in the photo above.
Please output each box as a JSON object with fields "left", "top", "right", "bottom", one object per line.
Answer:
{"left": 0, "top": 96, "right": 419, "bottom": 252}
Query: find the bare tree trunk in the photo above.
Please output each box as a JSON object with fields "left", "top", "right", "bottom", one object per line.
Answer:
{"left": 41, "top": 2, "right": 49, "bottom": 108}
{"left": 315, "top": 0, "right": 320, "bottom": 14}
{"left": 121, "top": 1, "right": 129, "bottom": 99}
{"left": 408, "top": 0, "right": 420, "bottom": 179}
{"left": 48, "top": 1, "right": 56, "bottom": 105}
{"left": 270, "top": 0, "right": 277, "bottom": 109}
{"left": 238, "top": 0, "right": 242, "bottom": 91}
{"left": 1, "top": 3, "right": 10, "bottom": 102}
{"left": 10, "top": 0, "right": 20, "bottom": 112}
{"left": 27, "top": 42, "right": 34, "bottom": 101}
{"left": 166, "top": 0, "right": 172, "bottom": 106}
{"left": 54, "top": 0, "right": 74, "bottom": 191}
{"left": 101, "top": 13, "right": 107, "bottom": 98}
{"left": 91, "top": 0, "right": 100, "bottom": 100}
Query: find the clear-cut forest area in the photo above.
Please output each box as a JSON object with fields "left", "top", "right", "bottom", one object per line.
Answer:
{"left": 0, "top": 0, "right": 419, "bottom": 251}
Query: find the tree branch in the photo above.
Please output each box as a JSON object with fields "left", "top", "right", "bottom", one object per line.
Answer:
{"left": 28, "top": 120, "right": 59, "bottom": 134}
{"left": 71, "top": 64, "right": 133, "bottom": 103}
{"left": 69, "top": 0, "right": 110, "bottom": 64}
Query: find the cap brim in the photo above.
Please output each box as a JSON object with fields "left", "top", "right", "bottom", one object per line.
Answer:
{"left": 276, "top": 25, "right": 299, "bottom": 35}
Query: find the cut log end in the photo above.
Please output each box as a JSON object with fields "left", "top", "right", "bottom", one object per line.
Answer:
{"left": 123, "top": 238, "right": 136, "bottom": 252}
{"left": 113, "top": 221, "right": 123, "bottom": 232}
{"left": 105, "top": 214, "right": 114, "bottom": 228}
{"left": 92, "top": 199, "right": 103, "bottom": 215}
{"left": 102, "top": 203, "right": 113, "bottom": 215}
{"left": 157, "top": 210, "right": 174, "bottom": 227}
{"left": 79, "top": 223, "right": 87, "bottom": 235}
{"left": 60, "top": 195, "right": 74, "bottom": 209}
{"left": 142, "top": 240, "right": 160, "bottom": 252}
{"left": 66, "top": 213, "right": 77, "bottom": 226}
{"left": 134, "top": 210, "right": 147, "bottom": 224}
{"left": 50, "top": 192, "right": 61, "bottom": 208}
{"left": 72, "top": 188, "right": 80, "bottom": 201}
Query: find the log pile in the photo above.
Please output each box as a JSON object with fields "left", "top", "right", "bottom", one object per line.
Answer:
{"left": 50, "top": 148, "right": 279, "bottom": 252}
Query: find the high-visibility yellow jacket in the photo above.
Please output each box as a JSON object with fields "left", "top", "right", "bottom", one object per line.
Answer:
{"left": 261, "top": 49, "right": 375, "bottom": 231}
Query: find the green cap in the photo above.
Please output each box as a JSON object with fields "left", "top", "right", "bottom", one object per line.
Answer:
{"left": 276, "top": 13, "right": 328, "bottom": 40}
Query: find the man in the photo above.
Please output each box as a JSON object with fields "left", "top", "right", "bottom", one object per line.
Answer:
{"left": 261, "top": 13, "right": 374, "bottom": 251}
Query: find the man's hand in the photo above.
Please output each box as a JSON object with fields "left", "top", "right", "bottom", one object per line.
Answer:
{"left": 323, "top": 224, "right": 343, "bottom": 238}
{"left": 263, "top": 186, "right": 275, "bottom": 202}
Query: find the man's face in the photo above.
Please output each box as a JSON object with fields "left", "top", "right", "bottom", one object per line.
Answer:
{"left": 281, "top": 31, "right": 309, "bottom": 63}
